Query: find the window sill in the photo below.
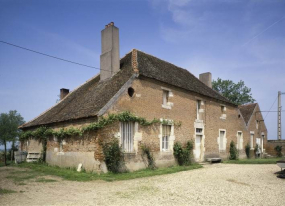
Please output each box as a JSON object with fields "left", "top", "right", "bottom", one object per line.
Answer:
{"left": 162, "top": 104, "right": 171, "bottom": 109}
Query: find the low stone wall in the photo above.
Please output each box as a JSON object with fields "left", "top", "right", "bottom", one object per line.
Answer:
{"left": 266, "top": 140, "right": 285, "bottom": 156}
{"left": 46, "top": 151, "right": 107, "bottom": 173}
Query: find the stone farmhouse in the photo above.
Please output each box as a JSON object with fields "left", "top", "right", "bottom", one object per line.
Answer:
{"left": 19, "top": 22, "right": 267, "bottom": 172}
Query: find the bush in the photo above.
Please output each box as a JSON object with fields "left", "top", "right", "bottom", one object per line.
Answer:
{"left": 245, "top": 143, "right": 250, "bottom": 159}
{"left": 275, "top": 145, "right": 283, "bottom": 157}
{"left": 141, "top": 145, "right": 156, "bottom": 170}
{"left": 173, "top": 141, "right": 193, "bottom": 166}
{"left": 102, "top": 139, "right": 124, "bottom": 173}
{"left": 229, "top": 141, "right": 238, "bottom": 160}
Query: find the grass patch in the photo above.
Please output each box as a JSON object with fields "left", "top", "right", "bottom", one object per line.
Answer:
{"left": 15, "top": 162, "right": 202, "bottom": 182}
{"left": 223, "top": 158, "right": 283, "bottom": 164}
{"left": 0, "top": 188, "right": 17, "bottom": 195}
{"left": 0, "top": 161, "right": 13, "bottom": 167}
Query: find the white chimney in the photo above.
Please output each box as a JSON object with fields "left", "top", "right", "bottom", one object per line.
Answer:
{"left": 100, "top": 22, "right": 120, "bottom": 81}
{"left": 199, "top": 72, "right": 212, "bottom": 88}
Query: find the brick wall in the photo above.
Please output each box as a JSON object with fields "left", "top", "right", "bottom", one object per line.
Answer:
{"left": 266, "top": 140, "right": 285, "bottom": 156}
{"left": 24, "top": 76, "right": 268, "bottom": 172}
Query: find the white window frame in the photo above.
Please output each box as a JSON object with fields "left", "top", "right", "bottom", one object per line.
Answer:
{"left": 237, "top": 131, "right": 243, "bottom": 150}
{"left": 250, "top": 133, "right": 254, "bottom": 149}
{"left": 197, "top": 100, "right": 201, "bottom": 120}
{"left": 120, "top": 121, "right": 135, "bottom": 153}
{"left": 161, "top": 87, "right": 173, "bottom": 109}
{"left": 219, "top": 129, "right": 226, "bottom": 152}
{"left": 162, "top": 125, "right": 171, "bottom": 151}
{"left": 159, "top": 119, "right": 175, "bottom": 152}
{"left": 220, "top": 105, "right": 227, "bottom": 120}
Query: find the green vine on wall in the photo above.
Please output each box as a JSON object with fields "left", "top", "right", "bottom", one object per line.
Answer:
{"left": 20, "top": 111, "right": 181, "bottom": 141}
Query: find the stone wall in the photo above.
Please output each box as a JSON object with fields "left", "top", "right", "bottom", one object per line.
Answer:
{"left": 23, "top": 76, "right": 268, "bottom": 172}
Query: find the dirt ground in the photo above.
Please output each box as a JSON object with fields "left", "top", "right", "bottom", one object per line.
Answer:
{"left": 0, "top": 164, "right": 284, "bottom": 206}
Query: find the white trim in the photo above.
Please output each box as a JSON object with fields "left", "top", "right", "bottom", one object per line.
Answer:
{"left": 158, "top": 119, "right": 175, "bottom": 152}
{"left": 236, "top": 131, "right": 243, "bottom": 150}
{"left": 217, "top": 129, "right": 227, "bottom": 152}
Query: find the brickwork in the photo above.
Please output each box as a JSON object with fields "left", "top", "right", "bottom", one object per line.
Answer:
{"left": 266, "top": 140, "right": 285, "bottom": 156}
{"left": 24, "top": 77, "right": 268, "bottom": 172}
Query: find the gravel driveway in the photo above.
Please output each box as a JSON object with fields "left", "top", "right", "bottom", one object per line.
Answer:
{"left": 0, "top": 164, "right": 284, "bottom": 206}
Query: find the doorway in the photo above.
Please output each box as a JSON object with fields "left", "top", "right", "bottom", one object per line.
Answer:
{"left": 195, "top": 135, "right": 203, "bottom": 161}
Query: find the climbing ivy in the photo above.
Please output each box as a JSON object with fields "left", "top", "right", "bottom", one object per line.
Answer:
{"left": 20, "top": 111, "right": 181, "bottom": 141}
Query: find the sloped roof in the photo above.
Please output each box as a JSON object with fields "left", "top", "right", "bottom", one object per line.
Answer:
{"left": 239, "top": 103, "right": 257, "bottom": 125}
{"left": 20, "top": 49, "right": 234, "bottom": 129}
{"left": 136, "top": 50, "right": 233, "bottom": 105}
{"left": 20, "top": 52, "right": 134, "bottom": 129}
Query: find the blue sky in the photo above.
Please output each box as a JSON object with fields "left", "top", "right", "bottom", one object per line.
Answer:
{"left": 0, "top": 0, "right": 285, "bottom": 149}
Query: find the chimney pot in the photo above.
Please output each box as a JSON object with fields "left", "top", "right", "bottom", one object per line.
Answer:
{"left": 60, "top": 88, "right": 69, "bottom": 100}
{"left": 199, "top": 72, "right": 212, "bottom": 88}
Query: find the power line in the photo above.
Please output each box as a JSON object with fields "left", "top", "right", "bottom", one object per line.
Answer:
{"left": 242, "top": 16, "right": 285, "bottom": 46}
{"left": 264, "top": 96, "right": 278, "bottom": 119}
{"left": 0, "top": 40, "right": 101, "bottom": 70}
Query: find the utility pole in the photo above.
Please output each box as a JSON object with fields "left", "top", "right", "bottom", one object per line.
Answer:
{"left": 277, "top": 91, "right": 281, "bottom": 140}
{"left": 277, "top": 91, "right": 285, "bottom": 140}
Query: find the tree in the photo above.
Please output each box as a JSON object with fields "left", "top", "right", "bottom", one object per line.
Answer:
{"left": 0, "top": 110, "right": 24, "bottom": 166}
{"left": 212, "top": 78, "right": 255, "bottom": 105}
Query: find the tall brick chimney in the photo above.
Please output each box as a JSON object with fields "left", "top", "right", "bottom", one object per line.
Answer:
{"left": 60, "top": 88, "right": 69, "bottom": 100}
{"left": 199, "top": 72, "right": 212, "bottom": 88}
{"left": 100, "top": 22, "right": 120, "bottom": 81}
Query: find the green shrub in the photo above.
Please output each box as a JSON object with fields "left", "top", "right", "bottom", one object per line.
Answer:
{"left": 245, "top": 143, "right": 250, "bottom": 159}
{"left": 275, "top": 145, "right": 283, "bottom": 157}
{"left": 141, "top": 145, "right": 156, "bottom": 170}
{"left": 173, "top": 141, "right": 193, "bottom": 166}
{"left": 229, "top": 141, "right": 238, "bottom": 160}
{"left": 102, "top": 139, "right": 124, "bottom": 173}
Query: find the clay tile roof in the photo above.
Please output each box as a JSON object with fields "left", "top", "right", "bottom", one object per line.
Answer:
{"left": 136, "top": 50, "right": 234, "bottom": 105}
{"left": 20, "top": 52, "right": 134, "bottom": 129}
{"left": 20, "top": 49, "right": 235, "bottom": 129}
{"left": 239, "top": 103, "right": 257, "bottom": 124}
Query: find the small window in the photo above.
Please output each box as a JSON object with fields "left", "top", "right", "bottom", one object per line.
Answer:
{"left": 128, "top": 87, "right": 135, "bottom": 97}
{"left": 197, "top": 100, "right": 201, "bottom": 119}
{"left": 163, "top": 90, "right": 169, "bottom": 105}
{"left": 219, "top": 130, "right": 225, "bottom": 151}
{"left": 121, "top": 122, "right": 135, "bottom": 152}
{"left": 256, "top": 121, "right": 259, "bottom": 129}
{"left": 196, "top": 128, "right": 203, "bottom": 134}
{"left": 221, "top": 106, "right": 226, "bottom": 113}
{"left": 162, "top": 125, "right": 171, "bottom": 151}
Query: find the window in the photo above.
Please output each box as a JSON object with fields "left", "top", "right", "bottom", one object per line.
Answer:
{"left": 162, "top": 125, "right": 171, "bottom": 151}
{"left": 163, "top": 90, "right": 169, "bottom": 105}
{"left": 197, "top": 100, "right": 201, "bottom": 119}
{"left": 256, "top": 138, "right": 261, "bottom": 147}
{"left": 256, "top": 120, "right": 259, "bottom": 129}
{"left": 219, "top": 130, "right": 225, "bottom": 151}
{"left": 250, "top": 134, "right": 254, "bottom": 149}
{"left": 220, "top": 105, "right": 227, "bottom": 119}
{"left": 196, "top": 128, "right": 203, "bottom": 134}
{"left": 121, "top": 122, "right": 135, "bottom": 152}
{"left": 237, "top": 132, "right": 242, "bottom": 150}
